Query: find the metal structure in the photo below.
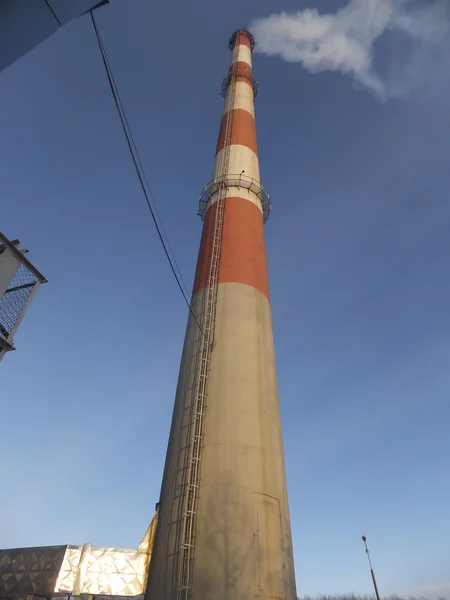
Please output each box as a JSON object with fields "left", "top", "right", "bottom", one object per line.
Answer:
{"left": 176, "top": 44, "right": 236, "bottom": 600}
{"left": 198, "top": 173, "right": 271, "bottom": 223}
{"left": 1, "top": 27, "right": 298, "bottom": 600}
{"left": 146, "top": 30, "right": 298, "bottom": 600}
{"left": 362, "top": 536, "right": 381, "bottom": 600}
{"left": 0, "top": 1, "right": 109, "bottom": 74}
{"left": 0, "top": 544, "right": 147, "bottom": 599}
{"left": 0, "top": 514, "right": 158, "bottom": 600}
{"left": 0, "top": 233, "right": 47, "bottom": 361}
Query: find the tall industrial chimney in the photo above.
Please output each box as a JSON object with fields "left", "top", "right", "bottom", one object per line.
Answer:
{"left": 146, "top": 30, "right": 297, "bottom": 600}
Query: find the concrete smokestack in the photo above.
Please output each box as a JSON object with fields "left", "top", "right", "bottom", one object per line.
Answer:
{"left": 146, "top": 30, "right": 298, "bottom": 600}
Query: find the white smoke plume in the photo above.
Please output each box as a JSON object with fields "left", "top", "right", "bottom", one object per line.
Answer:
{"left": 250, "top": 0, "right": 450, "bottom": 98}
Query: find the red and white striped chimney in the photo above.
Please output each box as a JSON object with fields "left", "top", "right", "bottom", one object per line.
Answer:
{"left": 146, "top": 30, "right": 298, "bottom": 600}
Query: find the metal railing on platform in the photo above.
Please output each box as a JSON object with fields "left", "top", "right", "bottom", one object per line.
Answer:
{"left": 198, "top": 173, "right": 271, "bottom": 223}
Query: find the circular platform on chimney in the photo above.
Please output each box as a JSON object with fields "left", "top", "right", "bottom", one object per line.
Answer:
{"left": 198, "top": 174, "right": 271, "bottom": 223}
{"left": 229, "top": 29, "right": 256, "bottom": 52}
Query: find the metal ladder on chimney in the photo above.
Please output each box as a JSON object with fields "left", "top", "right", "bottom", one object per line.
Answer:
{"left": 176, "top": 65, "right": 237, "bottom": 600}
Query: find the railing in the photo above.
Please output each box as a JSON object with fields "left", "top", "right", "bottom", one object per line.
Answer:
{"left": 198, "top": 173, "right": 271, "bottom": 223}
{"left": 0, "top": 233, "right": 47, "bottom": 358}
{"left": 221, "top": 73, "right": 258, "bottom": 99}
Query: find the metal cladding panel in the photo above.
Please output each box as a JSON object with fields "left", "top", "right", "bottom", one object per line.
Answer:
{"left": 0, "top": 544, "right": 149, "bottom": 598}
{"left": 0, "top": 0, "right": 109, "bottom": 73}
{"left": 54, "top": 546, "right": 150, "bottom": 596}
{"left": 54, "top": 546, "right": 83, "bottom": 593}
{"left": 0, "top": 546, "right": 67, "bottom": 595}
{"left": 78, "top": 548, "right": 148, "bottom": 596}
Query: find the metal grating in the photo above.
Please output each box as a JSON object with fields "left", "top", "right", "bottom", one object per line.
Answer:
{"left": 0, "top": 264, "right": 38, "bottom": 340}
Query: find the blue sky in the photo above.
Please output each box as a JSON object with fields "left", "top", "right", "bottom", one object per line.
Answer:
{"left": 1, "top": 0, "right": 450, "bottom": 597}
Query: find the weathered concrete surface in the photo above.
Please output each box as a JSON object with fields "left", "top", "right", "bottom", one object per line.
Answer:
{"left": 147, "top": 284, "right": 297, "bottom": 599}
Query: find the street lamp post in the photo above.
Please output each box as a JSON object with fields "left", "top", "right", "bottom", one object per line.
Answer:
{"left": 362, "top": 535, "right": 381, "bottom": 600}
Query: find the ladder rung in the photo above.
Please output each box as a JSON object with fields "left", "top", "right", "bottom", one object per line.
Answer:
{"left": 178, "top": 89, "right": 235, "bottom": 595}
